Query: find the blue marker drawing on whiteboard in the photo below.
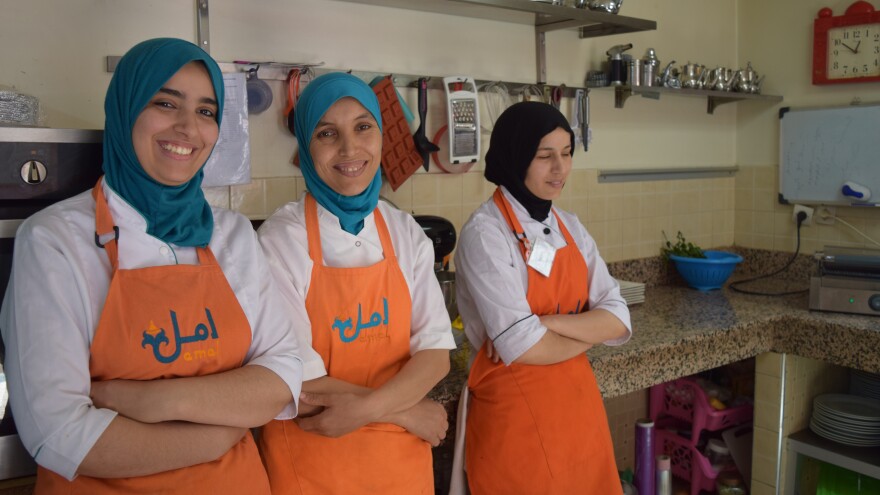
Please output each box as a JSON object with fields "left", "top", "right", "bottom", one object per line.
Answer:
{"left": 841, "top": 181, "right": 871, "bottom": 201}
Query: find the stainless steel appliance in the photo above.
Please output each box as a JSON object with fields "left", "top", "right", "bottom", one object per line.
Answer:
{"left": 809, "top": 246, "right": 880, "bottom": 316}
{"left": 413, "top": 215, "right": 457, "bottom": 320}
{"left": 0, "top": 126, "right": 103, "bottom": 481}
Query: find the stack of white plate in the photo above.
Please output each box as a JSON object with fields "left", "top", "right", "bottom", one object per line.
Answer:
{"left": 809, "top": 393, "right": 880, "bottom": 447}
{"left": 617, "top": 280, "right": 645, "bottom": 306}
{"left": 850, "top": 369, "right": 880, "bottom": 401}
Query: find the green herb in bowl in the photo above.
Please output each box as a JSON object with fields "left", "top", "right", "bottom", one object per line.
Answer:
{"left": 661, "top": 231, "right": 706, "bottom": 259}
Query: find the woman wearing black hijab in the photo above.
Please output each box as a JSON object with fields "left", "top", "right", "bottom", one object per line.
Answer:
{"left": 453, "top": 102, "right": 631, "bottom": 494}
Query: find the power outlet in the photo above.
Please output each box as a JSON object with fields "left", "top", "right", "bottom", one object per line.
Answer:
{"left": 815, "top": 206, "right": 837, "bottom": 225}
{"left": 793, "top": 204, "right": 813, "bottom": 226}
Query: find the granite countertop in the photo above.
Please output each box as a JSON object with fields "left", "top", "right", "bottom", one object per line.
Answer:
{"left": 431, "top": 277, "right": 880, "bottom": 404}
{"left": 588, "top": 282, "right": 880, "bottom": 398}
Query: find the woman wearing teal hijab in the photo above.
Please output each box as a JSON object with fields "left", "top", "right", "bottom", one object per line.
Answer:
{"left": 258, "top": 72, "right": 455, "bottom": 494}
{"left": 1, "top": 38, "right": 303, "bottom": 494}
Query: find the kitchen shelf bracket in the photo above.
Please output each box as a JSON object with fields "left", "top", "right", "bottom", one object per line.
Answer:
{"left": 612, "top": 86, "right": 782, "bottom": 114}
{"left": 707, "top": 95, "right": 744, "bottom": 114}
{"left": 196, "top": 0, "right": 210, "bottom": 53}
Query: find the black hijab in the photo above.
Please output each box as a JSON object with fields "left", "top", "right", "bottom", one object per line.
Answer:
{"left": 484, "top": 101, "right": 575, "bottom": 222}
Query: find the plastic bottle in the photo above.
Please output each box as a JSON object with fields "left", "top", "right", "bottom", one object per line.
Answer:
{"left": 656, "top": 455, "right": 671, "bottom": 495}
{"left": 704, "top": 438, "right": 733, "bottom": 472}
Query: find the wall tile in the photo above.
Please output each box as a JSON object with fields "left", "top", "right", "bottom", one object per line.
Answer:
{"left": 230, "top": 180, "right": 266, "bottom": 218}
{"left": 203, "top": 186, "right": 230, "bottom": 210}
{"left": 752, "top": 455, "right": 777, "bottom": 486}
{"left": 411, "top": 174, "right": 439, "bottom": 207}
{"left": 587, "top": 196, "right": 608, "bottom": 224}
{"left": 381, "top": 178, "right": 413, "bottom": 211}
{"left": 265, "top": 177, "right": 297, "bottom": 215}
{"left": 754, "top": 166, "right": 776, "bottom": 191}
{"left": 436, "top": 174, "right": 464, "bottom": 207}
{"left": 567, "top": 169, "right": 590, "bottom": 198}
{"left": 755, "top": 398, "right": 781, "bottom": 433}
{"left": 750, "top": 480, "right": 776, "bottom": 495}
{"left": 461, "top": 172, "right": 487, "bottom": 205}
{"left": 756, "top": 352, "right": 783, "bottom": 378}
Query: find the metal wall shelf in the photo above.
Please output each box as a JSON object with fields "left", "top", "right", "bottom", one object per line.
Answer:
{"left": 334, "top": 0, "right": 656, "bottom": 35}
{"left": 612, "top": 85, "right": 784, "bottom": 115}
{"left": 333, "top": 0, "right": 656, "bottom": 83}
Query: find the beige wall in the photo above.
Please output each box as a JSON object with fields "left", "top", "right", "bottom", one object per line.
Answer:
{"left": 736, "top": 0, "right": 880, "bottom": 254}
{"left": 2, "top": 0, "right": 878, "bottom": 259}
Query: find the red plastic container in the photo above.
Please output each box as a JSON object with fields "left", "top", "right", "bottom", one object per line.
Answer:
{"left": 649, "top": 377, "right": 753, "bottom": 446}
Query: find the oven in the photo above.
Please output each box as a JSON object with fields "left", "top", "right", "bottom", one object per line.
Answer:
{"left": 0, "top": 126, "right": 103, "bottom": 481}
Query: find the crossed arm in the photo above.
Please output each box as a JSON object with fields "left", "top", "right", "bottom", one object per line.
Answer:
{"left": 457, "top": 217, "right": 630, "bottom": 367}
{"left": 84, "top": 365, "right": 293, "bottom": 477}
{"left": 294, "top": 349, "right": 450, "bottom": 446}
{"left": 509, "top": 310, "right": 628, "bottom": 365}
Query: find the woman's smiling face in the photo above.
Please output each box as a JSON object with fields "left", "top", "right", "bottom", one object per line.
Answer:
{"left": 308, "top": 97, "right": 382, "bottom": 196}
{"left": 131, "top": 61, "right": 219, "bottom": 186}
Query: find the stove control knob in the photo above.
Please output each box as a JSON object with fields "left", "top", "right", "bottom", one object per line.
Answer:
{"left": 21, "top": 160, "right": 47, "bottom": 184}
{"left": 869, "top": 294, "right": 880, "bottom": 312}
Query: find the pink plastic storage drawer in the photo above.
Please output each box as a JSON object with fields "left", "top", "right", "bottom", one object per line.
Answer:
{"left": 655, "top": 429, "right": 719, "bottom": 495}
{"left": 649, "top": 377, "right": 753, "bottom": 445}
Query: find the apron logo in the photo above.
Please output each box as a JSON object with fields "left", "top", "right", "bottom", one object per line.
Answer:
{"left": 141, "top": 308, "right": 220, "bottom": 363}
{"left": 331, "top": 298, "right": 389, "bottom": 343}
{"left": 556, "top": 299, "right": 583, "bottom": 315}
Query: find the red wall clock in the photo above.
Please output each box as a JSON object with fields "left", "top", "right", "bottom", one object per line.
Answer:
{"left": 813, "top": 1, "right": 880, "bottom": 84}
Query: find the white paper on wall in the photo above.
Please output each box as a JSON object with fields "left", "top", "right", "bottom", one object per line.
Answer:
{"left": 203, "top": 72, "right": 250, "bottom": 187}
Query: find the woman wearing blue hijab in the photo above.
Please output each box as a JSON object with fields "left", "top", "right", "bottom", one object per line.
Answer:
{"left": 258, "top": 72, "right": 455, "bottom": 494}
{"left": 1, "top": 38, "right": 303, "bottom": 494}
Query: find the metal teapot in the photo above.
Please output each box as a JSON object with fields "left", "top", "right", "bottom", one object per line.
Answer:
{"left": 660, "top": 60, "right": 681, "bottom": 89}
{"left": 708, "top": 67, "right": 740, "bottom": 92}
{"left": 583, "top": 0, "right": 623, "bottom": 14}
{"left": 734, "top": 62, "right": 764, "bottom": 94}
{"left": 680, "top": 62, "right": 708, "bottom": 89}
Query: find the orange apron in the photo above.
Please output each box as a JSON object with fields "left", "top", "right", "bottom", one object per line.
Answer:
{"left": 258, "top": 194, "right": 432, "bottom": 495}
{"left": 35, "top": 178, "right": 270, "bottom": 494}
{"left": 464, "top": 188, "right": 621, "bottom": 495}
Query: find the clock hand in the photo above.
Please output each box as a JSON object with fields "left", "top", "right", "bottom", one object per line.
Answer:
{"left": 841, "top": 41, "right": 858, "bottom": 53}
{"left": 854, "top": 40, "right": 862, "bottom": 53}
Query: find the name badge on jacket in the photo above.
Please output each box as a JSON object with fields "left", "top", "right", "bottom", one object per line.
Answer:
{"left": 527, "top": 237, "right": 556, "bottom": 277}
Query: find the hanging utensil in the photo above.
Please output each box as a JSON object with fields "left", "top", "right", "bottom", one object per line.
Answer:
{"left": 285, "top": 68, "right": 303, "bottom": 135}
{"left": 412, "top": 78, "right": 440, "bottom": 171}
{"left": 245, "top": 66, "right": 273, "bottom": 115}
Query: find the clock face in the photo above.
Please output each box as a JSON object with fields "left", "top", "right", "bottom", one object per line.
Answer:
{"left": 827, "top": 24, "right": 880, "bottom": 79}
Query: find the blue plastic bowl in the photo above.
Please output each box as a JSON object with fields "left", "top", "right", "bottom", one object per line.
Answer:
{"left": 669, "top": 250, "right": 743, "bottom": 291}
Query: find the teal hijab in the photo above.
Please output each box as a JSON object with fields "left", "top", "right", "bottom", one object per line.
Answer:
{"left": 294, "top": 72, "right": 383, "bottom": 235}
{"left": 103, "top": 38, "right": 224, "bottom": 247}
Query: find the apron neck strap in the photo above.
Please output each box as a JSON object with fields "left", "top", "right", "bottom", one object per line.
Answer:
{"left": 93, "top": 176, "right": 215, "bottom": 272}
{"left": 304, "top": 193, "right": 397, "bottom": 263}
{"left": 493, "top": 187, "right": 575, "bottom": 261}
{"left": 93, "top": 177, "right": 120, "bottom": 272}
{"left": 493, "top": 187, "right": 531, "bottom": 261}
{"left": 304, "top": 193, "right": 325, "bottom": 265}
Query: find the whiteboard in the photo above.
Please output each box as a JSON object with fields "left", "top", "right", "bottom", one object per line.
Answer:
{"left": 779, "top": 103, "right": 880, "bottom": 205}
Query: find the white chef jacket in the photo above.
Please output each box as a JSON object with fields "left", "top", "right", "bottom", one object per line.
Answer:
{"left": 454, "top": 187, "right": 632, "bottom": 365}
{"left": 0, "top": 182, "right": 304, "bottom": 481}
{"left": 258, "top": 197, "right": 456, "bottom": 381}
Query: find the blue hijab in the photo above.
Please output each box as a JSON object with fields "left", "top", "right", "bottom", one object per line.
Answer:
{"left": 103, "top": 38, "right": 224, "bottom": 247}
{"left": 294, "top": 73, "right": 383, "bottom": 235}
